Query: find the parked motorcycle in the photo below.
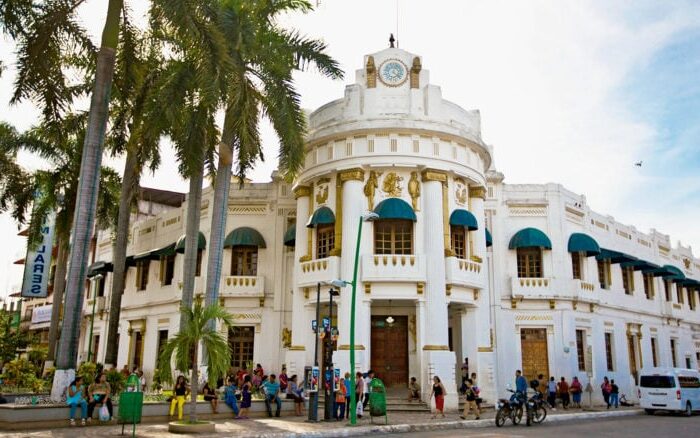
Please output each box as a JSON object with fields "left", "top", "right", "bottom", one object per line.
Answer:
{"left": 495, "top": 389, "right": 525, "bottom": 427}
{"left": 528, "top": 390, "right": 547, "bottom": 425}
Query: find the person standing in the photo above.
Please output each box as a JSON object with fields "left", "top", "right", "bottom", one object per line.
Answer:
{"left": 334, "top": 377, "right": 347, "bottom": 420}
{"left": 558, "top": 377, "right": 570, "bottom": 409}
{"left": 286, "top": 375, "right": 305, "bottom": 416}
{"left": 609, "top": 379, "right": 619, "bottom": 408}
{"left": 279, "top": 366, "right": 289, "bottom": 394}
{"left": 570, "top": 376, "right": 582, "bottom": 408}
{"left": 239, "top": 375, "right": 253, "bottom": 419}
{"left": 460, "top": 379, "right": 480, "bottom": 420}
{"left": 601, "top": 376, "right": 611, "bottom": 408}
{"left": 547, "top": 376, "right": 557, "bottom": 410}
{"left": 471, "top": 372, "right": 482, "bottom": 411}
{"left": 429, "top": 375, "right": 446, "bottom": 419}
{"left": 537, "top": 374, "right": 547, "bottom": 397}
{"left": 344, "top": 372, "right": 351, "bottom": 419}
{"left": 363, "top": 370, "right": 374, "bottom": 409}
{"left": 515, "top": 370, "right": 528, "bottom": 394}
{"left": 263, "top": 374, "right": 282, "bottom": 417}
{"left": 66, "top": 376, "right": 88, "bottom": 426}
{"left": 168, "top": 375, "right": 188, "bottom": 421}
{"left": 355, "top": 372, "right": 365, "bottom": 418}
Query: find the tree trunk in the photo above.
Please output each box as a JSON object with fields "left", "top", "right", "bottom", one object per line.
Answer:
{"left": 46, "top": 234, "right": 68, "bottom": 364}
{"left": 189, "top": 342, "right": 199, "bottom": 423}
{"left": 203, "top": 141, "right": 233, "bottom": 349}
{"left": 104, "top": 148, "right": 138, "bottom": 368}
{"left": 179, "top": 157, "right": 205, "bottom": 328}
{"left": 53, "top": 0, "right": 122, "bottom": 396}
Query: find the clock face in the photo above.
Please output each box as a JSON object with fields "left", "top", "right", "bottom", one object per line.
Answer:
{"left": 378, "top": 59, "right": 408, "bottom": 87}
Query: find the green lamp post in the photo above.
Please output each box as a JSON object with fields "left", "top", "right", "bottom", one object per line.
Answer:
{"left": 330, "top": 211, "right": 378, "bottom": 425}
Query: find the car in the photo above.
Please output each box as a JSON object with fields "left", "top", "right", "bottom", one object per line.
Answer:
{"left": 638, "top": 367, "right": 700, "bottom": 416}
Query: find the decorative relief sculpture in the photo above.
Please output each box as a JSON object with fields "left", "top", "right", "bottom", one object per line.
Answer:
{"left": 315, "top": 184, "right": 329, "bottom": 205}
{"left": 382, "top": 172, "right": 403, "bottom": 197}
{"left": 364, "top": 170, "right": 379, "bottom": 210}
{"left": 455, "top": 181, "right": 467, "bottom": 205}
{"left": 408, "top": 171, "right": 420, "bottom": 210}
{"left": 366, "top": 56, "right": 376, "bottom": 88}
{"left": 282, "top": 328, "right": 292, "bottom": 348}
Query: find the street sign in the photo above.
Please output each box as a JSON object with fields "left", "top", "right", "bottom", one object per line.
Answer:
{"left": 322, "top": 317, "right": 330, "bottom": 330}
{"left": 312, "top": 320, "right": 317, "bottom": 331}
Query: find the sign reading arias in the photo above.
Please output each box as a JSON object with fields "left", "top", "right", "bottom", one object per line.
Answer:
{"left": 21, "top": 211, "right": 56, "bottom": 298}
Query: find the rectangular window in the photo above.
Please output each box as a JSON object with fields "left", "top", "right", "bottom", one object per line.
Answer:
{"left": 664, "top": 280, "right": 672, "bottom": 301}
{"left": 132, "top": 331, "right": 143, "bottom": 369}
{"left": 390, "top": 138, "right": 398, "bottom": 152}
{"left": 576, "top": 329, "right": 586, "bottom": 371}
{"left": 229, "top": 326, "right": 254, "bottom": 369}
{"left": 231, "top": 246, "right": 258, "bottom": 276}
{"left": 451, "top": 225, "right": 466, "bottom": 259}
{"left": 161, "top": 254, "right": 175, "bottom": 286}
{"left": 677, "top": 283, "right": 684, "bottom": 304}
{"left": 643, "top": 273, "right": 655, "bottom": 300}
{"left": 688, "top": 288, "right": 696, "bottom": 311}
{"left": 679, "top": 375, "right": 700, "bottom": 388}
{"left": 195, "top": 249, "right": 203, "bottom": 277}
{"left": 374, "top": 220, "right": 413, "bottom": 255}
{"left": 516, "top": 248, "right": 543, "bottom": 278}
{"left": 622, "top": 266, "right": 635, "bottom": 295}
{"left": 571, "top": 252, "right": 582, "bottom": 280}
{"left": 92, "top": 335, "right": 100, "bottom": 361}
{"left": 640, "top": 375, "right": 675, "bottom": 388}
{"left": 156, "top": 329, "right": 168, "bottom": 368}
{"left": 96, "top": 276, "right": 106, "bottom": 297}
{"left": 597, "top": 259, "right": 611, "bottom": 289}
{"left": 136, "top": 261, "right": 149, "bottom": 291}
{"left": 686, "top": 357, "right": 692, "bottom": 369}
{"left": 605, "top": 332, "right": 615, "bottom": 371}
{"left": 650, "top": 337, "right": 658, "bottom": 367}
{"left": 670, "top": 339, "right": 677, "bottom": 367}
{"left": 316, "top": 225, "right": 335, "bottom": 259}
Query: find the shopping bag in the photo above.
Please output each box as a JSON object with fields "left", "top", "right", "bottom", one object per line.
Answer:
{"left": 99, "top": 404, "right": 110, "bottom": 421}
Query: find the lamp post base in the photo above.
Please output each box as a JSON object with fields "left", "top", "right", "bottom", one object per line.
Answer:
{"left": 307, "top": 391, "right": 320, "bottom": 422}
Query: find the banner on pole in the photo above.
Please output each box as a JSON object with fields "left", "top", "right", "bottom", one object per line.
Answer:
{"left": 21, "top": 211, "right": 56, "bottom": 298}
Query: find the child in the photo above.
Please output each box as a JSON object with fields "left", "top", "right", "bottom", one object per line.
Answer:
{"left": 335, "top": 378, "right": 347, "bottom": 420}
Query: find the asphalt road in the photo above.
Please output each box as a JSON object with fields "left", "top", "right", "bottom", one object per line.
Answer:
{"left": 391, "top": 413, "right": 700, "bottom": 437}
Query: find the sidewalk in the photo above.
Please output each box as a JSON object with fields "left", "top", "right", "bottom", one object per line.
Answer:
{"left": 5, "top": 406, "right": 642, "bottom": 438}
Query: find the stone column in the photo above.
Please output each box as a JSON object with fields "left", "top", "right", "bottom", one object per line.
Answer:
{"left": 420, "top": 169, "right": 457, "bottom": 410}
{"left": 333, "top": 168, "right": 367, "bottom": 375}
{"left": 285, "top": 185, "right": 311, "bottom": 375}
{"left": 469, "top": 186, "right": 487, "bottom": 262}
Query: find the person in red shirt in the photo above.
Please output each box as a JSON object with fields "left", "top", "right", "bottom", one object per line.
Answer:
{"left": 557, "top": 377, "right": 570, "bottom": 409}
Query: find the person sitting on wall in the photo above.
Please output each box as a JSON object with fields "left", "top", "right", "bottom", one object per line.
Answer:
{"left": 263, "top": 374, "right": 282, "bottom": 418}
{"left": 223, "top": 377, "right": 240, "bottom": 418}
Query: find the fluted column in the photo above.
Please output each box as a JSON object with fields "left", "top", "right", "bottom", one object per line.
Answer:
{"left": 469, "top": 186, "right": 487, "bottom": 262}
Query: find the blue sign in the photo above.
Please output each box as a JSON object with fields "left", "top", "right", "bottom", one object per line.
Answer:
{"left": 21, "top": 210, "right": 56, "bottom": 298}
{"left": 322, "top": 317, "right": 330, "bottom": 329}
{"left": 312, "top": 320, "right": 318, "bottom": 331}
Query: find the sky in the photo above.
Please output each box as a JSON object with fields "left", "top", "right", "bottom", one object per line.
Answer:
{"left": 1, "top": 0, "right": 700, "bottom": 298}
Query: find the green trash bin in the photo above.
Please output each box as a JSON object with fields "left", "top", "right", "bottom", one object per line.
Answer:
{"left": 368, "top": 377, "right": 387, "bottom": 424}
{"left": 119, "top": 374, "right": 144, "bottom": 437}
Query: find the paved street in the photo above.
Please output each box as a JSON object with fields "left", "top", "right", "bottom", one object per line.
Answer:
{"left": 394, "top": 414, "right": 700, "bottom": 438}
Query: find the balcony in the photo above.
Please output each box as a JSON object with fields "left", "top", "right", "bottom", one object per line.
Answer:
{"left": 572, "top": 279, "right": 599, "bottom": 304}
{"left": 297, "top": 256, "right": 340, "bottom": 288}
{"left": 221, "top": 275, "right": 264, "bottom": 298}
{"left": 511, "top": 276, "right": 554, "bottom": 300}
{"left": 445, "top": 257, "right": 485, "bottom": 289}
{"left": 361, "top": 254, "right": 426, "bottom": 283}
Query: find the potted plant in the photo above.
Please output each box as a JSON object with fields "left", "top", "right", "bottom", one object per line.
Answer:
{"left": 158, "top": 302, "right": 233, "bottom": 433}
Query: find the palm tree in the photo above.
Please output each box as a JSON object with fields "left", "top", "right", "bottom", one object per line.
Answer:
{"left": 0, "top": 116, "right": 121, "bottom": 365}
{"left": 203, "top": 0, "right": 343, "bottom": 319}
{"left": 158, "top": 301, "right": 233, "bottom": 423}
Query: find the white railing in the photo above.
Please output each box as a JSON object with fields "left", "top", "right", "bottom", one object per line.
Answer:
{"left": 221, "top": 275, "right": 265, "bottom": 297}
{"left": 445, "top": 257, "right": 485, "bottom": 289}
{"left": 297, "top": 256, "right": 340, "bottom": 288}
{"left": 361, "top": 254, "right": 426, "bottom": 283}
{"left": 511, "top": 276, "right": 554, "bottom": 299}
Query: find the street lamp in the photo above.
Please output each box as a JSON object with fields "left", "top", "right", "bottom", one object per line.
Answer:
{"left": 331, "top": 211, "right": 379, "bottom": 425}
{"left": 86, "top": 273, "right": 103, "bottom": 363}
{"left": 323, "top": 288, "right": 340, "bottom": 421}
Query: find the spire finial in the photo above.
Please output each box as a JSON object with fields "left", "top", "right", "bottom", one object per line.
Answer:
{"left": 389, "top": 33, "right": 395, "bottom": 48}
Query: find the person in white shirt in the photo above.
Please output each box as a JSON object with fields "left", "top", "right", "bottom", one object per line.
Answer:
{"left": 363, "top": 370, "right": 374, "bottom": 409}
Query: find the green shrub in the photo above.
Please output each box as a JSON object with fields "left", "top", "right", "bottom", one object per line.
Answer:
{"left": 106, "top": 369, "right": 126, "bottom": 394}
{"left": 77, "top": 362, "right": 97, "bottom": 386}
{"left": 1, "top": 358, "right": 40, "bottom": 391}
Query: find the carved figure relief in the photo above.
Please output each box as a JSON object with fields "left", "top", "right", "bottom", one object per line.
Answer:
{"left": 455, "top": 181, "right": 467, "bottom": 205}
{"left": 366, "top": 56, "right": 376, "bottom": 88}
{"left": 282, "top": 327, "right": 292, "bottom": 348}
{"left": 684, "top": 258, "right": 691, "bottom": 269}
{"left": 364, "top": 171, "right": 379, "bottom": 210}
{"left": 408, "top": 315, "right": 416, "bottom": 352}
{"left": 382, "top": 172, "right": 403, "bottom": 197}
{"left": 315, "top": 184, "right": 329, "bottom": 205}
{"left": 408, "top": 171, "right": 420, "bottom": 210}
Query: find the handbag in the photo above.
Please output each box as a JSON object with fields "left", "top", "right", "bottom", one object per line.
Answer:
{"left": 98, "top": 404, "right": 110, "bottom": 421}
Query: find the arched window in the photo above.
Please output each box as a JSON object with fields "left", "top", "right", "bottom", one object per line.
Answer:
{"left": 517, "top": 248, "right": 543, "bottom": 278}
{"left": 307, "top": 206, "right": 336, "bottom": 259}
{"left": 449, "top": 209, "right": 478, "bottom": 259}
{"left": 450, "top": 225, "right": 466, "bottom": 259}
{"left": 509, "top": 228, "right": 552, "bottom": 279}
{"left": 224, "top": 227, "right": 266, "bottom": 276}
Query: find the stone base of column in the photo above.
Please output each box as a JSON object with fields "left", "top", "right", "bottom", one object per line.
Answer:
{"left": 51, "top": 368, "right": 75, "bottom": 402}
{"left": 332, "top": 348, "right": 367, "bottom": 376}
{"left": 423, "top": 349, "right": 458, "bottom": 411}
{"left": 285, "top": 348, "right": 309, "bottom": 377}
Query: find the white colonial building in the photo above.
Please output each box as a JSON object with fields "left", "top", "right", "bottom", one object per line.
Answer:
{"left": 77, "top": 46, "right": 700, "bottom": 410}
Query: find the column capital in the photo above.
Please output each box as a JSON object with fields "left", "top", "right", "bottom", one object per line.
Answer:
{"left": 293, "top": 185, "right": 312, "bottom": 199}
{"left": 422, "top": 345, "right": 449, "bottom": 351}
{"left": 421, "top": 169, "right": 448, "bottom": 183}
{"left": 338, "top": 168, "right": 365, "bottom": 182}
{"left": 469, "top": 186, "right": 487, "bottom": 199}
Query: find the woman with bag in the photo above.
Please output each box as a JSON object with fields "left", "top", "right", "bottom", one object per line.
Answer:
{"left": 600, "top": 376, "right": 612, "bottom": 408}
{"left": 87, "top": 373, "right": 113, "bottom": 422}
{"left": 429, "top": 375, "right": 446, "bottom": 419}
{"left": 570, "top": 376, "right": 583, "bottom": 408}
{"left": 66, "top": 376, "right": 88, "bottom": 426}
{"left": 355, "top": 372, "right": 364, "bottom": 418}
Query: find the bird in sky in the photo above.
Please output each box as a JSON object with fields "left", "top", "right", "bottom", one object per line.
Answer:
{"left": 635, "top": 161, "right": 643, "bottom": 167}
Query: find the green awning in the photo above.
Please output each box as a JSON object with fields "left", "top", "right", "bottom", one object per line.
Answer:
{"left": 485, "top": 228, "right": 493, "bottom": 247}
{"left": 175, "top": 231, "right": 207, "bottom": 253}
{"left": 508, "top": 228, "right": 552, "bottom": 250}
{"left": 306, "top": 206, "right": 336, "bottom": 228}
{"left": 567, "top": 233, "right": 601, "bottom": 256}
{"left": 680, "top": 278, "right": 700, "bottom": 288}
{"left": 621, "top": 260, "right": 660, "bottom": 272}
{"left": 449, "top": 209, "right": 478, "bottom": 230}
{"left": 595, "top": 248, "right": 637, "bottom": 264}
{"left": 662, "top": 264, "right": 685, "bottom": 280}
{"left": 373, "top": 198, "right": 417, "bottom": 222}
{"left": 152, "top": 243, "right": 177, "bottom": 257}
{"left": 224, "top": 227, "right": 266, "bottom": 248}
{"left": 87, "top": 261, "right": 113, "bottom": 278}
{"left": 284, "top": 224, "right": 296, "bottom": 247}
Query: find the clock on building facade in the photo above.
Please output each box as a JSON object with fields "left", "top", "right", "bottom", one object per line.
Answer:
{"left": 378, "top": 58, "right": 409, "bottom": 87}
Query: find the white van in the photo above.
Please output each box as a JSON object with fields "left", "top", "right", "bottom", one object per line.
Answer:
{"left": 638, "top": 367, "right": 700, "bottom": 416}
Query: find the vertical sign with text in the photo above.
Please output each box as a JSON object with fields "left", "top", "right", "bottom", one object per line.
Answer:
{"left": 21, "top": 211, "right": 56, "bottom": 298}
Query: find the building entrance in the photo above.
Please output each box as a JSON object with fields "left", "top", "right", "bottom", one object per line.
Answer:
{"left": 520, "top": 328, "right": 549, "bottom": 382}
{"left": 371, "top": 315, "right": 408, "bottom": 387}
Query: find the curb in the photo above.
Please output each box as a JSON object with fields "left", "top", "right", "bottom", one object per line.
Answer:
{"left": 235, "top": 409, "right": 643, "bottom": 438}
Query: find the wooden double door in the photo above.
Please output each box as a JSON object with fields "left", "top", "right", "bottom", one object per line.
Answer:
{"left": 371, "top": 316, "right": 408, "bottom": 387}
{"left": 520, "top": 328, "right": 549, "bottom": 382}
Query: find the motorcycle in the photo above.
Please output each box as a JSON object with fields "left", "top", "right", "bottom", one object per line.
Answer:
{"left": 495, "top": 389, "right": 525, "bottom": 427}
{"left": 528, "top": 390, "right": 547, "bottom": 425}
